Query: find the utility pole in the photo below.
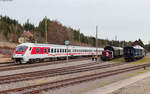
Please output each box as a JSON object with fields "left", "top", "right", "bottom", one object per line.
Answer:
{"left": 115, "top": 35, "right": 117, "bottom": 41}
{"left": 78, "top": 29, "right": 80, "bottom": 46}
{"left": 96, "top": 25, "right": 98, "bottom": 56}
{"left": 115, "top": 35, "right": 117, "bottom": 46}
{"left": 45, "top": 16, "right": 47, "bottom": 44}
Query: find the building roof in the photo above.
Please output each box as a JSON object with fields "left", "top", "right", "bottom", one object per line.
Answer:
{"left": 22, "top": 31, "right": 33, "bottom": 37}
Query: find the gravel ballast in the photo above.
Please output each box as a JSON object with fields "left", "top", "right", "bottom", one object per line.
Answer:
{"left": 0, "top": 59, "right": 100, "bottom": 76}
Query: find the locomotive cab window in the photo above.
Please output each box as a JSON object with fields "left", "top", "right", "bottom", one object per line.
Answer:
{"left": 16, "top": 46, "right": 28, "bottom": 52}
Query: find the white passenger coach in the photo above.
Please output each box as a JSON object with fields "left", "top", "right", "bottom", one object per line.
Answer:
{"left": 12, "top": 43, "right": 104, "bottom": 64}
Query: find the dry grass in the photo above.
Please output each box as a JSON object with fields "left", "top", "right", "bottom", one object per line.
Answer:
{"left": 108, "top": 58, "right": 125, "bottom": 63}
{"left": 109, "top": 56, "right": 150, "bottom": 65}
{"left": 0, "top": 41, "right": 17, "bottom": 49}
{"left": 28, "top": 76, "right": 60, "bottom": 86}
{"left": 0, "top": 54, "right": 12, "bottom": 63}
{"left": 132, "top": 56, "right": 150, "bottom": 64}
{"left": 0, "top": 57, "right": 11, "bottom": 63}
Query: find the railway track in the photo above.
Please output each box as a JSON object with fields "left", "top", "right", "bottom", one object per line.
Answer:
{"left": 0, "top": 62, "right": 127, "bottom": 84}
{"left": 0, "top": 58, "right": 90, "bottom": 71}
{"left": 0, "top": 63, "right": 150, "bottom": 94}
{"left": 0, "top": 61, "right": 13, "bottom": 65}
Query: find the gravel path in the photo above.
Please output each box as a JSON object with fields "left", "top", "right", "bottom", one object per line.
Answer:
{"left": 111, "top": 71, "right": 150, "bottom": 94}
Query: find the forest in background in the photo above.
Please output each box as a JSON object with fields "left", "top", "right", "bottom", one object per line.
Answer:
{"left": 0, "top": 16, "right": 150, "bottom": 51}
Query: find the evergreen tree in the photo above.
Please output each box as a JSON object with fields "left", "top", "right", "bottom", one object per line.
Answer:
{"left": 23, "top": 19, "right": 35, "bottom": 31}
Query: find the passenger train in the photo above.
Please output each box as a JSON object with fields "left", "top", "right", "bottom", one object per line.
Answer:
{"left": 12, "top": 43, "right": 104, "bottom": 64}
{"left": 123, "top": 45, "right": 145, "bottom": 62}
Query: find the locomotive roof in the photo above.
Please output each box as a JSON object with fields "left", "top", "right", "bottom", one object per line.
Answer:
{"left": 133, "top": 45, "right": 144, "bottom": 49}
{"left": 104, "top": 46, "right": 123, "bottom": 50}
{"left": 124, "top": 45, "right": 144, "bottom": 50}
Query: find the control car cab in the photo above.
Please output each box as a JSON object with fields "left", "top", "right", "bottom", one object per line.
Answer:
{"left": 12, "top": 44, "right": 29, "bottom": 64}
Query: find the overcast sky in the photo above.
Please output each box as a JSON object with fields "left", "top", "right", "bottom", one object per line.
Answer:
{"left": 0, "top": 0, "right": 150, "bottom": 44}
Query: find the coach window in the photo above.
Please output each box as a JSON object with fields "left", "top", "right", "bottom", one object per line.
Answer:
{"left": 36, "top": 48, "right": 40, "bottom": 54}
{"left": 51, "top": 48, "right": 53, "bottom": 53}
{"left": 48, "top": 48, "right": 50, "bottom": 53}
{"left": 44, "top": 48, "right": 47, "bottom": 53}
{"left": 54, "top": 49, "right": 56, "bottom": 53}
{"left": 69, "top": 49, "right": 71, "bottom": 52}
{"left": 41, "top": 48, "right": 43, "bottom": 54}
{"left": 57, "top": 49, "right": 59, "bottom": 53}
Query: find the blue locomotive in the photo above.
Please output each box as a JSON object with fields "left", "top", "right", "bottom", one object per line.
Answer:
{"left": 123, "top": 45, "right": 145, "bottom": 62}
